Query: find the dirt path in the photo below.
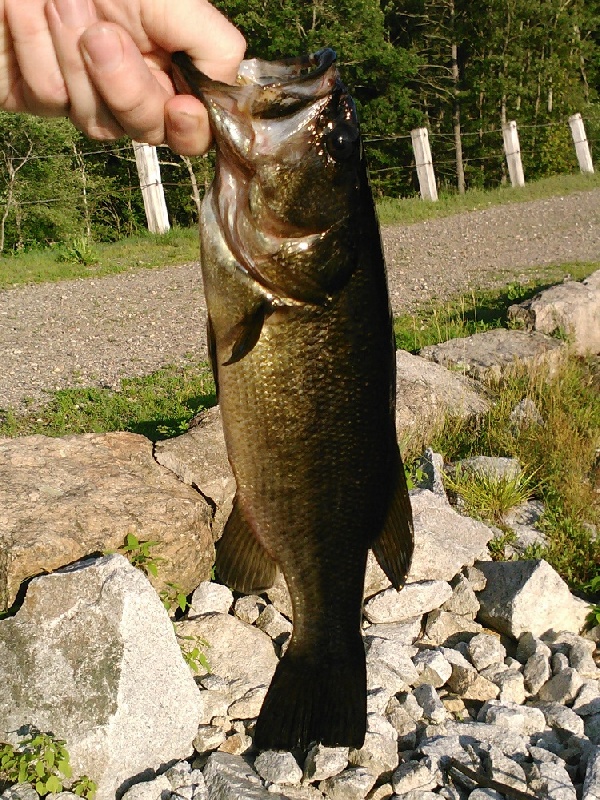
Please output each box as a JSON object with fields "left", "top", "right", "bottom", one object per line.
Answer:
{"left": 1, "top": 189, "right": 599, "bottom": 411}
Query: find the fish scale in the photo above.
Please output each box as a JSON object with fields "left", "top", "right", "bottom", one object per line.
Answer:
{"left": 172, "top": 47, "right": 414, "bottom": 751}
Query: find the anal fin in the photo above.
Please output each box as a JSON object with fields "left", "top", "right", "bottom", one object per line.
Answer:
{"left": 372, "top": 450, "right": 414, "bottom": 590}
{"left": 216, "top": 497, "right": 278, "bottom": 593}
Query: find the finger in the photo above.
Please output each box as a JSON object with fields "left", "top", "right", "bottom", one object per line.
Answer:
{"left": 46, "top": 0, "right": 124, "bottom": 139}
{"left": 165, "top": 95, "right": 211, "bottom": 156}
{"left": 80, "top": 22, "right": 171, "bottom": 144}
{"left": 4, "top": 0, "right": 68, "bottom": 114}
{"left": 136, "top": 0, "right": 246, "bottom": 84}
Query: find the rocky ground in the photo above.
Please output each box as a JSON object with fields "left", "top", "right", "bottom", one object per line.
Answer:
{"left": 0, "top": 189, "right": 599, "bottom": 411}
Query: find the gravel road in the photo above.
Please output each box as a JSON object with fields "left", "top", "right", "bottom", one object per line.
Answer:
{"left": 1, "top": 189, "right": 599, "bottom": 411}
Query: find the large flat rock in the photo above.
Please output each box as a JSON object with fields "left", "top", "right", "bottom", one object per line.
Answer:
{"left": 0, "top": 432, "right": 214, "bottom": 611}
{"left": 419, "top": 329, "right": 565, "bottom": 381}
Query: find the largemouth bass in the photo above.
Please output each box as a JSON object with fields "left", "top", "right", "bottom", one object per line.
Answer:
{"left": 172, "top": 48, "right": 414, "bottom": 751}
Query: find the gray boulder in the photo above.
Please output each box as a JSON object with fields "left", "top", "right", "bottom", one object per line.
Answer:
{"left": 394, "top": 349, "right": 488, "bottom": 452}
{"left": 408, "top": 490, "right": 495, "bottom": 583}
{"left": 202, "top": 752, "right": 286, "bottom": 800}
{"left": 508, "top": 270, "right": 600, "bottom": 355}
{"left": 0, "top": 432, "right": 213, "bottom": 612}
{"left": 476, "top": 559, "right": 591, "bottom": 638}
{"left": 0, "top": 555, "right": 202, "bottom": 800}
{"left": 419, "top": 328, "right": 565, "bottom": 381}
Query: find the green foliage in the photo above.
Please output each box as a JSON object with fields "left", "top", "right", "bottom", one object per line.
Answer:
{"left": 160, "top": 582, "right": 192, "bottom": 615}
{"left": 0, "top": 730, "right": 96, "bottom": 798}
{"left": 430, "top": 354, "right": 600, "bottom": 588}
{"left": 56, "top": 236, "right": 99, "bottom": 266}
{"left": 116, "top": 533, "right": 164, "bottom": 578}
{"left": 176, "top": 633, "right": 211, "bottom": 674}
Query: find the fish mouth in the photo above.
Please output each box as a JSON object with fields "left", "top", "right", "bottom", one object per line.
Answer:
{"left": 171, "top": 48, "right": 338, "bottom": 118}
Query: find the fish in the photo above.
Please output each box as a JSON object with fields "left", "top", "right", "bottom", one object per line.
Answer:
{"left": 171, "top": 47, "right": 414, "bottom": 752}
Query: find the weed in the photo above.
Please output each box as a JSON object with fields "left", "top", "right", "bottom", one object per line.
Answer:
{"left": 488, "top": 530, "right": 518, "bottom": 560}
{"left": 444, "top": 465, "right": 536, "bottom": 526}
{"left": 56, "top": 236, "right": 98, "bottom": 266}
{"left": 160, "top": 582, "right": 191, "bottom": 616}
{"left": 176, "top": 632, "right": 211, "bottom": 674}
{"left": 0, "top": 729, "right": 96, "bottom": 798}
{"left": 115, "top": 533, "right": 164, "bottom": 578}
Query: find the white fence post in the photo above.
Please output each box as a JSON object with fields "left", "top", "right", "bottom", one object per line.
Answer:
{"left": 132, "top": 141, "right": 170, "bottom": 234}
{"left": 568, "top": 113, "right": 594, "bottom": 174}
{"left": 410, "top": 127, "right": 438, "bottom": 201}
{"left": 502, "top": 121, "right": 525, "bottom": 188}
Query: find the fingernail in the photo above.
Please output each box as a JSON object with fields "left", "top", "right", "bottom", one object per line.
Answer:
{"left": 52, "top": 0, "right": 92, "bottom": 28}
{"left": 81, "top": 25, "right": 123, "bottom": 73}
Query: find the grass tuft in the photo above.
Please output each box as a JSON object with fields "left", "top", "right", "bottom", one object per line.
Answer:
{"left": 444, "top": 465, "right": 537, "bottom": 527}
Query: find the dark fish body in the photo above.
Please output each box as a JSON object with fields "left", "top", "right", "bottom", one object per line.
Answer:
{"left": 172, "top": 49, "right": 414, "bottom": 751}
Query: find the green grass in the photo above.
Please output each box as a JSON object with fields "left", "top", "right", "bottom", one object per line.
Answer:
{"left": 0, "top": 226, "right": 200, "bottom": 290}
{"left": 394, "top": 261, "right": 599, "bottom": 352}
{"left": 0, "top": 360, "right": 216, "bottom": 441}
{"left": 377, "top": 171, "right": 600, "bottom": 226}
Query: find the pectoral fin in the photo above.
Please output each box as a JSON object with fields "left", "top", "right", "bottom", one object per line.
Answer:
{"left": 222, "top": 302, "right": 269, "bottom": 366}
{"left": 216, "top": 497, "right": 278, "bottom": 593}
{"left": 372, "top": 453, "right": 414, "bottom": 590}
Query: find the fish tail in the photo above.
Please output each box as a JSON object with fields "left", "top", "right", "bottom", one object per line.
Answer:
{"left": 254, "top": 638, "right": 366, "bottom": 751}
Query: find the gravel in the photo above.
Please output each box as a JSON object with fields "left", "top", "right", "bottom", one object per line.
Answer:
{"left": 1, "top": 189, "right": 598, "bottom": 412}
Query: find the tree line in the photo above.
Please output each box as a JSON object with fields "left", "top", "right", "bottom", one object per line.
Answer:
{"left": 1, "top": 0, "right": 597, "bottom": 252}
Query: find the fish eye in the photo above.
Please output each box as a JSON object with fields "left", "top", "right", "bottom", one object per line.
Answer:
{"left": 325, "top": 122, "right": 359, "bottom": 161}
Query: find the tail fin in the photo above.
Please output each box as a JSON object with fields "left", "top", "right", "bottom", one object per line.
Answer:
{"left": 254, "top": 641, "right": 366, "bottom": 751}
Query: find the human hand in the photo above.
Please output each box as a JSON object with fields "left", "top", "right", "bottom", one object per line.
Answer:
{"left": 0, "top": 0, "right": 246, "bottom": 154}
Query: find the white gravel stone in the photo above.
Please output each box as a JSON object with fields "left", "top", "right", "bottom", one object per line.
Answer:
{"left": 318, "top": 766, "right": 376, "bottom": 800}
{"left": 391, "top": 760, "right": 437, "bottom": 794}
{"left": 524, "top": 652, "right": 552, "bottom": 695}
{"left": 432, "top": 721, "right": 529, "bottom": 759}
{"left": 539, "top": 668, "right": 584, "bottom": 704}
{"left": 574, "top": 682, "right": 600, "bottom": 715}
{"left": 493, "top": 669, "right": 526, "bottom": 704}
{"left": 120, "top": 775, "right": 172, "bottom": 800}
{"left": 254, "top": 751, "right": 302, "bottom": 786}
{"left": 348, "top": 713, "right": 399, "bottom": 777}
{"left": 481, "top": 744, "right": 527, "bottom": 792}
{"left": 367, "top": 687, "right": 394, "bottom": 714}
{"left": 534, "top": 702, "right": 585, "bottom": 737}
{"left": 529, "top": 761, "right": 576, "bottom": 800}
{"left": 233, "top": 595, "right": 267, "bottom": 625}
{"left": 190, "top": 582, "right": 234, "bottom": 616}
{"left": 256, "top": 605, "right": 293, "bottom": 642}
{"left": 479, "top": 700, "right": 546, "bottom": 735}
{"left": 197, "top": 689, "right": 229, "bottom": 725}
{"left": 516, "top": 631, "right": 552, "bottom": 662}
{"left": 365, "top": 637, "right": 419, "bottom": 693}
{"left": 363, "top": 581, "right": 452, "bottom": 624}
{"left": 586, "top": 713, "right": 600, "bottom": 744}
{"left": 303, "top": 746, "right": 349, "bottom": 782}
{"left": 468, "top": 791, "right": 504, "bottom": 800}
{"left": 552, "top": 652, "right": 571, "bottom": 673}
{"left": 422, "top": 610, "right": 483, "bottom": 646}
{"left": 441, "top": 575, "right": 480, "bottom": 618}
{"left": 467, "top": 634, "right": 506, "bottom": 671}
{"left": 582, "top": 747, "right": 600, "bottom": 800}
{"left": 570, "top": 641, "right": 599, "bottom": 677}
{"left": 412, "top": 649, "right": 453, "bottom": 688}
{"left": 228, "top": 686, "right": 268, "bottom": 719}
{"left": 203, "top": 752, "right": 282, "bottom": 799}
{"left": 413, "top": 684, "right": 448, "bottom": 724}
{"left": 193, "top": 724, "right": 227, "bottom": 753}
{"left": 363, "top": 618, "right": 422, "bottom": 645}
{"left": 446, "top": 663, "right": 499, "bottom": 701}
